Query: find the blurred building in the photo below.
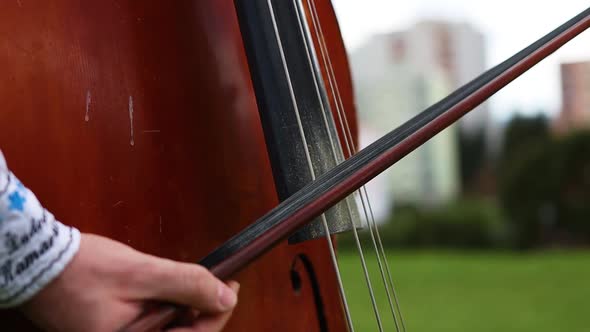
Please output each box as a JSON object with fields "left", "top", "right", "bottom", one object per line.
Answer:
{"left": 389, "top": 21, "right": 490, "bottom": 136}
{"left": 556, "top": 61, "right": 590, "bottom": 132}
{"left": 351, "top": 34, "right": 459, "bottom": 207}
{"left": 350, "top": 20, "right": 490, "bottom": 209}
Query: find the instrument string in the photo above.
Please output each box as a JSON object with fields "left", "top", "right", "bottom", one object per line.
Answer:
{"left": 264, "top": 1, "right": 355, "bottom": 331}
{"left": 292, "top": 1, "right": 387, "bottom": 331}
{"left": 304, "top": 4, "right": 400, "bottom": 329}
{"left": 306, "top": 0, "right": 407, "bottom": 330}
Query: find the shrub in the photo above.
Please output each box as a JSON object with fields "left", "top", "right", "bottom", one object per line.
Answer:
{"left": 338, "top": 199, "right": 511, "bottom": 250}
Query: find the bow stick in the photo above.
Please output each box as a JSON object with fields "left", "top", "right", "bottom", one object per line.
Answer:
{"left": 121, "top": 7, "right": 590, "bottom": 332}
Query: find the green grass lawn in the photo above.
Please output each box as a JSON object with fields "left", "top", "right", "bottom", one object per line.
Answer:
{"left": 338, "top": 250, "right": 590, "bottom": 331}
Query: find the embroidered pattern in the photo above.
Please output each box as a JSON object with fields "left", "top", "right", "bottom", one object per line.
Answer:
{"left": 8, "top": 191, "right": 26, "bottom": 212}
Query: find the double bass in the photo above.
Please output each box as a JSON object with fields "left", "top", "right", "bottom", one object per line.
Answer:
{"left": 1, "top": 0, "right": 588, "bottom": 331}
{"left": 0, "top": 0, "right": 361, "bottom": 330}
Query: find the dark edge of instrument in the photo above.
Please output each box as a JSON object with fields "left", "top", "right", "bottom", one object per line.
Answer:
{"left": 231, "top": 0, "right": 358, "bottom": 243}
{"left": 120, "top": 6, "right": 590, "bottom": 332}
{"left": 234, "top": 0, "right": 310, "bottom": 204}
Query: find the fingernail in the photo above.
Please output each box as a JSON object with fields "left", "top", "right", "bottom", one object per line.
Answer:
{"left": 218, "top": 283, "right": 237, "bottom": 310}
{"left": 233, "top": 281, "right": 241, "bottom": 294}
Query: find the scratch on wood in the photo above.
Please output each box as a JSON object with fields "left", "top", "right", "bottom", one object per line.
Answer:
{"left": 112, "top": 201, "right": 124, "bottom": 208}
{"left": 85, "top": 90, "right": 91, "bottom": 122}
{"left": 17, "top": 0, "right": 22, "bottom": 7}
{"left": 159, "top": 216, "right": 162, "bottom": 233}
{"left": 128, "top": 96, "right": 135, "bottom": 146}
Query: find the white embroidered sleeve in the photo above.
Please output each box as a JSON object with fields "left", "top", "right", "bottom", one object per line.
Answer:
{"left": 0, "top": 151, "right": 80, "bottom": 308}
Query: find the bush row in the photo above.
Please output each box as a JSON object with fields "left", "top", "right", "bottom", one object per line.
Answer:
{"left": 338, "top": 198, "right": 512, "bottom": 250}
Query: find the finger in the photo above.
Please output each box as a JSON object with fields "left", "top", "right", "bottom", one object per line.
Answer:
{"left": 138, "top": 257, "right": 238, "bottom": 313}
{"left": 168, "top": 282, "right": 240, "bottom": 332}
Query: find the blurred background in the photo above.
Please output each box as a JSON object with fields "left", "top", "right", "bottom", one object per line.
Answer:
{"left": 331, "top": 1, "right": 590, "bottom": 331}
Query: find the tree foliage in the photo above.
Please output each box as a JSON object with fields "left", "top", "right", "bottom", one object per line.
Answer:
{"left": 499, "top": 116, "right": 590, "bottom": 248}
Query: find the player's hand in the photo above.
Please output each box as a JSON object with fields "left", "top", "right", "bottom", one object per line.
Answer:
{"left": 20, "top": 234, "right": 239, "bottom": 332}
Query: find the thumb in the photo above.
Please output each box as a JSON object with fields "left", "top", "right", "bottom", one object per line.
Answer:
{"left": 138, "top": 257, "right": 238, "bottom": 313}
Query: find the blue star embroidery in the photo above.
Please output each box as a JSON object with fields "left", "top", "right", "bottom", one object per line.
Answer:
{"left": 8, "top": 191, "right": 26, "bottom": 212}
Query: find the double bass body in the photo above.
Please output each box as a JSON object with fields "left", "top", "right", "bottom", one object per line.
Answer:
{"left": 0, "top": 0, "right": 356, "bottom": 330}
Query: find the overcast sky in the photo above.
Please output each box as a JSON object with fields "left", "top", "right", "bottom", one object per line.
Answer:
{"left": 332, "top": 1, "right": 590, "bottom": 121}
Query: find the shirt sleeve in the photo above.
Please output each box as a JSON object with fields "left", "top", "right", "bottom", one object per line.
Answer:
{"left": 0, "top": 150, "right": 80, "bottom": 308}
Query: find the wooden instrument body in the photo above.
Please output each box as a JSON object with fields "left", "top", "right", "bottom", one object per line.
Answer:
{"left": 0, "top": 0, "right": 356, "bottom": 330}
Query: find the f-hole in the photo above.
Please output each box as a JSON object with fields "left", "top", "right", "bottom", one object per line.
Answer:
{"left": 290, "top": 254, "right": 329, "bottom": 332}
